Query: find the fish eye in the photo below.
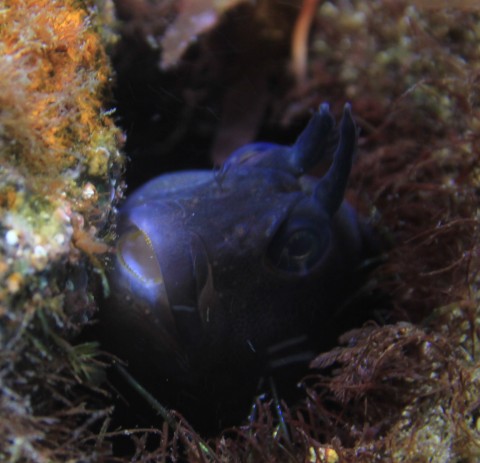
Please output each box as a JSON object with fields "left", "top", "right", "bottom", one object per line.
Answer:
{"left": 117, "top": 225, "right": 164, "bottom": 286}
{"left": 267, "top": 220, "right": 331, "bottom": 275}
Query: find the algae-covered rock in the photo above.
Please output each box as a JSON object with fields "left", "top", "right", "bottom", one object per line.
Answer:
{"left": 0, "top": 0, "right": 123, "bottom": 460}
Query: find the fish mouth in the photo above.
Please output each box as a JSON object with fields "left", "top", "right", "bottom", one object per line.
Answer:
{"left": 115, "top": 221, "right": 210, "bottom": 353}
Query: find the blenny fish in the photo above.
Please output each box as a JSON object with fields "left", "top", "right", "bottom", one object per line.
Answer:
{"left": 100, "top": 103, "right": 374, "bottom": 429}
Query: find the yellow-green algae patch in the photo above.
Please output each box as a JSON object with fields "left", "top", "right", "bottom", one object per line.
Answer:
{"left": 0, "top": 0, "right": 123, "bottom": 461}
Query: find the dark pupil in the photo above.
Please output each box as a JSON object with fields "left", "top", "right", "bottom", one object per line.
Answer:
{"left": 287, "top": 231, "right": 316, "bottom": 261}
{"left": 269, "top": 227, "right": 329, "bottom": 274}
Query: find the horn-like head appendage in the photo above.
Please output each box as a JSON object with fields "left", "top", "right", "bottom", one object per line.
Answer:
{"left": 218, "top": 103, "right": 338, "bottom": 176}
{"left": 314, "top": 103, "right": 357, "bottom": 216}
{"left": 289, "top": 102, "right": 336, "bottom": 175}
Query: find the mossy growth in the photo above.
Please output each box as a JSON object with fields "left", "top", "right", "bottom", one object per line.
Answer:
{"left": 0, "top": 0, "right": 123, "bottom": 461}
